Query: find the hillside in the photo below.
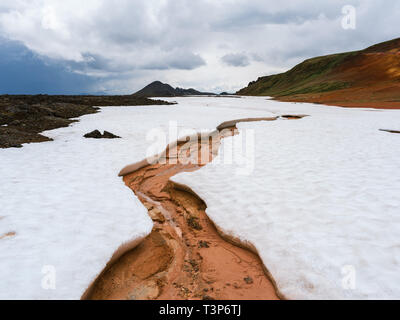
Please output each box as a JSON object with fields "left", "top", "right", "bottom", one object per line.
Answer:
{"left": 237, "top": 38, "right": 400, "bottom": 109}
{"left": 134, "top": 81, "right": 214, "bottom": 97}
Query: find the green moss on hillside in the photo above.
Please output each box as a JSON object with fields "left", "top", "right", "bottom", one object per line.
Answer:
{"left": 237, "top": 51, "right": 358, "bottom": 96}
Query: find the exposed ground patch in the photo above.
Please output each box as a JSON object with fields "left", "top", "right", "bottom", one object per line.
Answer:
{"left": 84, "top": 115, "right": 307, "bottom": 300}
{"left": 0, "top": 232, "right": 16, "bottom": 240}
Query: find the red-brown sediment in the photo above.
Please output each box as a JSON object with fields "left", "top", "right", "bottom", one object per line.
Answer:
{"left": 0, "top": 232, "right": 16, "bottom": 240}
{"left": 84, "top": 116, "right": 306, "bottom": 300}
{"left": 275, "top": 45, "right": 400, "bottom": 109}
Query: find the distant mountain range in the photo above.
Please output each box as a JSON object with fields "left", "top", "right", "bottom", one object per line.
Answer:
{"left": 133, "top": 81, "right": 215, "bottom": 97}
{"left": 237, "top": 38, "right": 400, "bottom": 109}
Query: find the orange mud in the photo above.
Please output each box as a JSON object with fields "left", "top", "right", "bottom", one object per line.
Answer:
{"left": 0, "top": 232, "right": 16, "bottom": 240}
{"left": 84, "top": 116, "right": 308, "bottom": 300}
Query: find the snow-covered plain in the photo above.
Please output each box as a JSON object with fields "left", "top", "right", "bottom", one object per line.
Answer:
{"left": 1, "top": 96, "right": 399, "bottom": 299}
{"left": 173, "top": 97, "right": 400, "bottom": 299}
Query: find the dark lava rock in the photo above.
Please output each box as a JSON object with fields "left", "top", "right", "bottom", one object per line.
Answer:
{"left": 0, "top": 127, "right": 52, "bottom": 149}
{"left": 187, "top": 216, "right": 202, "bottom": 230}
{"left": 84, "top": 130, "right": 102, "bottom": 139}
{"left": 244, "top": 276, "right": 254, "bottom": 284}
{"left": 84, "top": 130, "right": 121, "bottom": 139}
{"left": 103, "top": 131, "right": 121, "bottom": 139}
{"left": 0, "top": 95, "right": 172, "bottom": 148}
{"left": 188, "top": 259, "right": 199, "bottom": 272}
{"left": 198, "top": 240, "right": 210, "bottom": 248}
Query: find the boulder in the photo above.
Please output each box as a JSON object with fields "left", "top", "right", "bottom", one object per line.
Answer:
{"left": 84, "top": 130, "right": 121, "bottom": 139}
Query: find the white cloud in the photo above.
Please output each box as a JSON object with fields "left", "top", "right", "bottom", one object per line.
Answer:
{"left": 0, "top": 0, "right": 399, "bottom": 93}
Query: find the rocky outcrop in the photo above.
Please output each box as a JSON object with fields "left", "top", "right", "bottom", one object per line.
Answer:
{"left": 0, "top": 95, "right": 171, "bottom": 148}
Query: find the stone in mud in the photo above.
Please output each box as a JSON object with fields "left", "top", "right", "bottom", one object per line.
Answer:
{"left": 198, "top": 240, "right": 210, "bottom": 248}
{"left": 188, "top": 259, "right": 199, "bottom": 272}
{"left": 244, "top": 276, "right": 254, "bottom": 284}
{"left": 187, "top": 216, "right": 202, "bottom": 230}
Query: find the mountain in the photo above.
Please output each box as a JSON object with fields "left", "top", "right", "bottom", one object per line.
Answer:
{"left": 237, "top": 38, "right": 400, "bottom": 109}
{"left": 134, "top": 81, "right": 215, "bottom": 97}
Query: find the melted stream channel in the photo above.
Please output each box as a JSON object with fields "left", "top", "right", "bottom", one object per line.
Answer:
{"left": 84, "top": 116, "right": 306, "bottom": 300}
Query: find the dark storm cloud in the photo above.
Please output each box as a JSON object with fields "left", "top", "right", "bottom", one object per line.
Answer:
{"left": 0, "top": 39, "right": 97, "bottom": 94}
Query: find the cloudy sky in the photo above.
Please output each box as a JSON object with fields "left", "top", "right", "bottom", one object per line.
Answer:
{"left": 0, "top": 0, "right": 398, "bottom": 94}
